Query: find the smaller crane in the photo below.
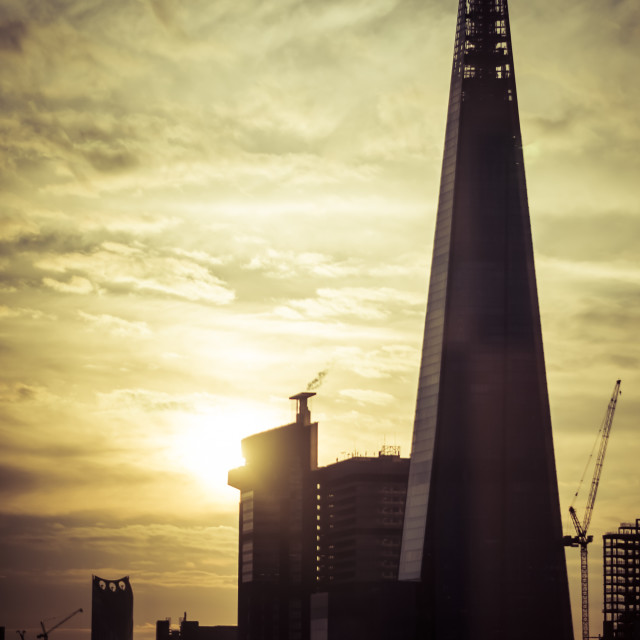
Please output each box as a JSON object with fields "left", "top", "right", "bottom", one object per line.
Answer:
{"left": 37, "top": 608, "right": 83, "bottom": 640}
{"left": 564, "top": 379, "right": 622, "bottom": 640}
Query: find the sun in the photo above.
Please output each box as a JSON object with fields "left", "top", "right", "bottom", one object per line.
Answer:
{"left": 171, "top": 403, "right": 286, "bottom": 496}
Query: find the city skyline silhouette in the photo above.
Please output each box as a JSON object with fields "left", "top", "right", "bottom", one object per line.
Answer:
{"left": 0, "top": 0, "right": 639, "bottom": 638}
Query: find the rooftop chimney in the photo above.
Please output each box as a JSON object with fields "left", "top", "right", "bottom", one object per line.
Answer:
{"left": 289, "top": 392, "right": 316, "bottom": 426}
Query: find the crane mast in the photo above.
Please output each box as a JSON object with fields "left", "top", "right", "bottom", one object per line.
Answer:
{"left": 565, "top": 379, "right": 621, "bottom": 640}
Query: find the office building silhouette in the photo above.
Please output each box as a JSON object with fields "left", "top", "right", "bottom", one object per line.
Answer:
{"left": 91, "top": 575, "right": 133, "bottom": 640}
{"left": 603, "top": 519, "right": 640, "bottom": 640}
{"left": 316, "top": 448, "right": 408, "bottom": 586}
{"left": 398, "top": 0, "right": 573, "bottom": 638}
{"left": 229, "top": 396, "right": 412, "bottom": 640}
{"left": 228, "top": 393, "right": 318, "bottom": 640}
{"left": 312, "top": 449, "right": 414, "bottom": 640}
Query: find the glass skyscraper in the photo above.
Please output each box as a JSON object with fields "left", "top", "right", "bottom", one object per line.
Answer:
{"left": 399, "top": 1, "right": 574, "bottom": 638}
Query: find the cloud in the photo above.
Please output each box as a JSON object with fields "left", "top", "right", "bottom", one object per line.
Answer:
{"left": 147, "top": 0, "right": 177, "bottom": 31}
{"left": 0, "top": 382, "right": 46, "bottom": 403}
{"left": 339, "top": 388, "right": 395, "bottom": 406}
{"left": 0, "top": 20, "right": 27, "bottom": 52}
{"left": 535, "top": 213, "right": 640, "bottom": 263}
{"left": 0, "top": 305, "right": 55, "bottom": 320}
{"left": 34, "top": 243, "right": 235, "bottom": 304}
{"left": 246, "top": 249, "right": 360, "bottom": 279}
{"left": 0, "top": 463, "right": 39, "bottom": 494}
{"left": 0, "top": 207, "right": 41, "bottom": 240}
{"left": 42, "top": 275, "right": 94, "bottom": 294}
{"left": 340, "top": 344, "right": 420, "bottom": 379}
{"left": 78, "top": 311, "right": 151, "bottom": 337}
{"left": 96, "top": 388, "right": 198, "bottom": 413}
{"left": 3, "top": 519, "right": 237, "bottom": 562}
{"left": 295, "top": 345, "right": 419, "bottom": 384}
{"left": 0, "top": 513, "right": 239, "bottom": 630}
{"left": 285, "top": 286, "right": 423, "bottom": 320}
{"left": 84, "top": 148, "right": 139, "bottom": 174}
{"left": 171, "top": 248, "right": 225, "bottom": 266}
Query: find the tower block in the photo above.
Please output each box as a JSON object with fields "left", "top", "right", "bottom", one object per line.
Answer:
{"left": 399, "top": 1, "right": 574, "bottom": 638}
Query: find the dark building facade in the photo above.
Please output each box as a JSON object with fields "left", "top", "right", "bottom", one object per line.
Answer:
{"left": 156, "top": 614, "right": 237, "bottom": 640}
{"left": 316, "top": 448, "right": 409, "bottom": 587}
{"left": 398, "top": 1, "right": 573, "bottom": 639}
{"left": 91, "top": 576, "right": 133, "bottom": 640}
{"left": 229, "top": 398, "right": 414, "bottom": 640}
{"left": 603, "top": 519, "right": 640, "bottom": 640}
{"left": 228, "top": 393, "right": 318, "bottom": 640}
{"left": 311, "top": 450, "right": 415, "bottom": 640}
{"left": 91, "top": 575, "right": 133, "bottom": 640}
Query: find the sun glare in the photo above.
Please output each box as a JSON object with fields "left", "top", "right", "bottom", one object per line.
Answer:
{"left": 172, "top": 403, "right": 286, "bottom": 495}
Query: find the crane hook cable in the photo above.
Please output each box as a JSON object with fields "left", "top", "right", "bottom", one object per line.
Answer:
{"left": 569, "top": 392, "right": 612, "bottom": 510}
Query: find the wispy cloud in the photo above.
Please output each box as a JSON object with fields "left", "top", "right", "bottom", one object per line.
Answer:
{"left": 34, "top": 243, "right": 235, "bottom": 303}
{"left": 78, "top": 311, "right": 151, "bottom": 337}
{"left": 42, "top": 275, "right": 94, "bottom": 294}
{"left": 339, "top": 388, "right": 395, "bottom": 406}
{"left": 284, "top": 287, "right": 423, "bottom": 320}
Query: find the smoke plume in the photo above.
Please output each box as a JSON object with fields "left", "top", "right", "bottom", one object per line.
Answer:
{"left": 306, "top": 370, "right": 328, "bottom": 392}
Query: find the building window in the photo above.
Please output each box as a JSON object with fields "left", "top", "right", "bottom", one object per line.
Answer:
{"left": 242, "top": 541, "right": 253, "bottom": 583}
{"left": 242, "top": 490, "right": 254, "bottom": 533}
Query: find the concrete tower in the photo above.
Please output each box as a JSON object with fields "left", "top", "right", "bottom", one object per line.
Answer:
{"left": 399, "top": 1, "right": 573, "bottom": 638}
{"left": 228, "top": 393, "right": 318, "bottom": 640}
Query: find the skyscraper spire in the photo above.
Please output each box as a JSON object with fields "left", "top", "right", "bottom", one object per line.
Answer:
{"left": 399, "top": 1, "right": 573, "bottom": 638}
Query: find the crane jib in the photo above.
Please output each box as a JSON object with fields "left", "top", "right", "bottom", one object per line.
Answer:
{"left": 566, "top": 379, "right": 622, "bottom": 640}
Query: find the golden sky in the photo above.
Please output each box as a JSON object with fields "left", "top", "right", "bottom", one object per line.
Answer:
{"left": 1, "top": 0, "right": 639, "bottom": 637}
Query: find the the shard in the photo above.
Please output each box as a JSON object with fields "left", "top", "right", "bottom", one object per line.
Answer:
{"left": 399, "top": 1, "right": 573, "bottom": 638}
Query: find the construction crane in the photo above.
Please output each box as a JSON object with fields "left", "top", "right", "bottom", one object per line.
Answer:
{"left": 564, "top": 379, "right": 622, "bottom": 640}
{"left": 36, "top": 608, "right": 83, "bottom": 640}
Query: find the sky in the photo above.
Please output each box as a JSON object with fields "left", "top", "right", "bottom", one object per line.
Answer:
{"left": 0, "top": 0, "right": 639, "bottom": 637}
